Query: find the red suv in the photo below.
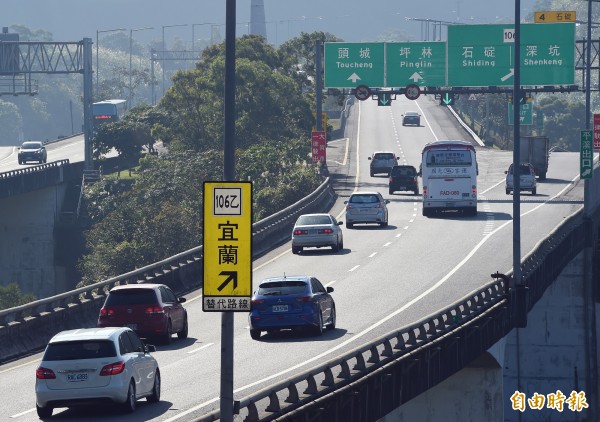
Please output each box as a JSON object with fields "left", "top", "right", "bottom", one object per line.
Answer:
{"left": 97, "top": 283, "right": 188, "bottom": 344}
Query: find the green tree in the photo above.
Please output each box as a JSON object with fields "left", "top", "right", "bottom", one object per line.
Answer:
{"left": 0, "top": 100, "right": 23, "bottom": 145}
{"left": 0, "top": 283, "right": 36, "bottom": 310}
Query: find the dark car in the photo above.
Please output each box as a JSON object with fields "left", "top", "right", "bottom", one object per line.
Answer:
{"left": 97, "top": 283, "right": 188, "bottom": 344}
{"left": 369, "top": 151, "right": 399, "bottom": 176}
{"left": 389, "top": 165, "right": 419, "bottom": 195}
{"left": 18, "top": 141, "right": 47, "bottom": 164}
{"left": 248, "top": 275, "right": 336, "bottom": 339}
{"left": 402, "top": 111, "right": 421, "bottom": 126}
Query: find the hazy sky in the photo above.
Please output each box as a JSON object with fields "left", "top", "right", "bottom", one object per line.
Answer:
{"left": 5, "top": 0, "right": 539, "bottom": 47}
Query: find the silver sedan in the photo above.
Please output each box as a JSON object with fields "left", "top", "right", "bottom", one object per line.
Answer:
{"left": 291, "top": 213, "right": 344, "bottom": 254}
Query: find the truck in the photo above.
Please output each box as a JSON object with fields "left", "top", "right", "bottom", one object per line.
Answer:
{"left": 520, "top": 136, "right": 549, "bottom": 180}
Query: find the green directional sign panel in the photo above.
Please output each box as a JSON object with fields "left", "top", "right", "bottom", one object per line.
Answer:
{"left": 580, "top": 130, "right": 593, "bottom": 179}
{"left": 324, "top": 42, "right": 384, "bottom": 88}
{"left": 508, "top": 102, "right": 533, "bottom": 125}
{"left": 448, "top": 23, "right": 575, "bottom": 87}
{"left": 386, "top": 42, "right": 446, "bottom": 87}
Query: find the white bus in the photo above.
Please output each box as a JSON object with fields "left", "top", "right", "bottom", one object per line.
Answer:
{"left": 92, "top": 99, "right": 127, "bottom": 132}
{"left": 419, "top": 140, "right": 478, "bottom": 217}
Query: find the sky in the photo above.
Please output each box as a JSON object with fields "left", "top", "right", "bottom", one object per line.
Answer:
{"left": 3, "top": 0, "right": 540, "bottom": 47}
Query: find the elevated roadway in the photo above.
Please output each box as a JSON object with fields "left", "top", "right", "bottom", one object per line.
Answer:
{"left": 0, "top": 96, "right": 587, "bottom": 421}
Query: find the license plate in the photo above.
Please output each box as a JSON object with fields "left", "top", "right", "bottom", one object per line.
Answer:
{"left": 360, "top": 209, "right": 371, "bottom": 213}
{"left": 272, "top": 305, "right": 288, "bottom": 312}
{"left": 398, "top": 186, "right": 407, "bottom": 190}
{"left": 67, "top": 373, "right": 88, "bottom": 382}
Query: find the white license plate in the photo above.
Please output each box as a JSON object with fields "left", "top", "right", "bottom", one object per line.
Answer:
{"left": 67, "top": 373, "right": 88, "bottom": 382}
{"left": 272, "top": 305, "right": 288, "bottom": 312}
{"left": 126, "top": 324, "right": 137, "bottom": 330}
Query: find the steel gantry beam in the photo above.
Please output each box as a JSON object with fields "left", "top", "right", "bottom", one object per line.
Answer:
{"left": 0, "top": 39, "right": 94, "bottom": 170}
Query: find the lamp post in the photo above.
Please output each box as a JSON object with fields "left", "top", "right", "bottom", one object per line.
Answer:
{"left": 96, "top": 28, "right": 126, "bottom": 96}
{"left": 192, "top": 22, "right": 215, "bottom": 52}
{"left": 129, "top": 27, "right": 154, "bottom": 107}
{"left": 162, "top": 24, "right": 188, "bottom": 97}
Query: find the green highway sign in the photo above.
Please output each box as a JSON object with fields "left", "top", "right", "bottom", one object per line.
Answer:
{"left": 508, "top": 102, "right": 533, "bottom": 125}
{"left": 324, "top": 42, "right": 384, "bottom": 88}
{"left": 386, "top": 42, "right": 446, "bottom": 87}
{"left": 580, "top": 130, "right": 593, "bottom": 179}
{"left": 448, "top": 23, "right": 575, "bottom": 87}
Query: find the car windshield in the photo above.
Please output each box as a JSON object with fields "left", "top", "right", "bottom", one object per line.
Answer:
{"left": 349, "top": 194, "right": 380, "bottom": 204}
{"left": 105, "top": 289, "right": 158, "bottom": 306}
{"left": 374, "top": 153, "right": 394, "bottom": 160}
{"left": 44, "top": 340, "right": 117, "bottom": 361}
{"left": 406, "top": 112, "right": 418, "bottom": 116}
{"left": 296, "top": 215, "right": 331, "bottom": 225}
{"left": 258, "top": 280, "right": 308, "bottom": 295}
{"left": 22, "top": 142, "right": 42, "bottom": 149}
{"left": 392, "top": 167, "right": 416, "bottom": 176}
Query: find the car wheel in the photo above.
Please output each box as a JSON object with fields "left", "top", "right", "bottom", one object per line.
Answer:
{"left": 380, "top": 221, "right": 388, "bottom": 227}
{"left": 18, "top": 160, "right": 22, "bottom": 165}
{"left": 339, "top": 238, "right": 343, "bottom": 251}
{"left": 532, "top": 188, "right": 537, "bottom": 195}
{"left": 346, "top": 223, "right": 353, "bottom": 229}
{"left": 122, "top": 380, "right": 136, "bottom": 413}
{"left": 506, "top": 189, "right": 511, "bottom": 195}
{"left": 370, "top": 171, "right": 374, "bottom": 177}
{"left": 292, "top": 246, "right": 301, "bottom": 254}
{"left": 36, "top": 404, "right": 53, "bottom": 419}
{"left": 423, "top": 208, "right": 430, "bottom": 217}
{"left": 414, "top": 189, "right": 419, "bottom": 195}
{"left": 328, "top": 306, "right": 336, "bottom": 330}
{"left": 147, "top": 370, "right": 161, "bottom": 403}
{"left": 332, "top": 241, "right": 339, "bottom": 253}
{"left": 162, "top": 321, "right": 172, "bottom": 345}
{"left": 250, "top": 329, "right": 261, "bottom": 340}
{"left": 314, "top": 311, "right": 324, "bottom": 336}
{"left": 177, "top": 315, "right": 188, "bottom": 339}
{"left": 389, "top": 188, "right": 394, "bottom": 195}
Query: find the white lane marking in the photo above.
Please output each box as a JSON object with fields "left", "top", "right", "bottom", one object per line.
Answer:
{"left": 396, "top": 233, "right": 402, "bottom": 238}
{"left": 10, "top": 408, "right": 36, "bottom": 418}
{"left": 186, "top": 343, "right": 214, "bottom": 354}
{"left": 0, "top": 358, "right": 41, "bottom": 375}
{"left": 369, "top": 252, "right": 378, "bottom": 258}
{"left": 404, "top": 226, "right": 409, "bottom": 230}
{"left": 415, "top": 100, "right": 439, "bottom": 141}
{"left": 349, "top": 265, "right": 360, "bottom": 272}
{"left": 383, "top": 242, "right": 392, "bottom": 247}
{"left": 326, "top": 280, "right": 337, "bottom": 286}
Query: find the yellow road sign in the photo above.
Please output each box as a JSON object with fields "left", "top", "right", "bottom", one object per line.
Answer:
{"left": 534, "top": 11, "right": 576, "bottom": 23}
{"left": 203, "top": 181, "right": 252, "bottom": 312}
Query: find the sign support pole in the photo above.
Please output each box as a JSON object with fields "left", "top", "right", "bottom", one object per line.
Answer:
{"left": 221, "top": 0, "right": 236, "bottom": 421}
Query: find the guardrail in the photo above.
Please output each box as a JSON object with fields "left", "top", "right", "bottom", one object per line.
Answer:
{"left": 0, "top": 177, "right": 337, "bottom": 363}
{"left": 0, "top": 159, "right": 70, "bottom": 179}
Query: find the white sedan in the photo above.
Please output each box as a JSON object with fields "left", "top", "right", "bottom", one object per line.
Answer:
{"left": 35, "top": 327, "right": 160, "bottom": 418}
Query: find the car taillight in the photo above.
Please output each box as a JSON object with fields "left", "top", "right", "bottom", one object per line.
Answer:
{"left": 423, "top": 186, "right": 428, "bottom": 197}
{"left": 374, "top": 204, "right": 383, "bottom": 209}
{"left": 293, "top": 229, "right": 308, "bottom": 235}
{"left": 252, "top": 298, "right": 265, "bottom": 304}
{"left": 36, "top": 367, "right": 56, "bottom": 379}
{"left": 318, "top": 228, "right": 333, "bottom": 234}
{"left": 145, "top": 306, "right": 165, "bottom": 315}
{"left": 472, "top": 185, "right": 477, "bottom": 197}
{"left": 296, "top": 296, "right": 314, "bottom": 303}
{"left": 100, "top": 361, "right": 125, "bottom": 376}
{"left": 413, "top": 176, "right": 418, "bottom": 182}
{"left": 99, "top": 308, "right": 114, "bottom": 316}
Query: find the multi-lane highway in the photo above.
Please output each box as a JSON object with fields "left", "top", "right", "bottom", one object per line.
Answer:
{"left": 0, "top": 135, "right": 85, "bottom": 174}
{"left": 0, "top": 97, "right": 584, "bottom": 421}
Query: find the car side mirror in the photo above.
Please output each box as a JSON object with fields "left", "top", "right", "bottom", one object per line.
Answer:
{"left": 504, "top": 171, "right": 508, "bottom": 174}
{"left": 178, "top": 297, "right": 186, "bottom": 303}
{"left": 344, "top": 200, "right": 348, "bottom": 204}
{"left": 337, "top": 221, "right": 343, "bottom": 225}
{"left": 326, "top": 286, "right": 334, "bottom": 293}
{"left": 368, "top": 157, "right": 372, "bottom": 160}
{"left": 145, "top": 344, "right": 156, "bottom": 353}
{"left": 385, "top": 199, "right": 390, "bottom": 204}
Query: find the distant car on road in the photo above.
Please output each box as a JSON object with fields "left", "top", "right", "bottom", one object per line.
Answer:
{"left": 369, "top": 151, "right": 399, "bottom": 177}
{"left": 389, "top": 165, "right": 419, "bottom": 195}
{"left": 291, "top": 213, "right": 343, "bottom": 254}
{"left": 18, "top": 141, "right": 47, "bottom": 164}
{"left": 97, "top": 283, "right": 188, "bottom": 345}
{"left": 402, "top": 111, "right": 421, "bottom": 126}
{"left": 35, "top": 327, "right": 160, "bottom": 418}
{"left": 248, "top": 275, "right": 336, "bottom": 339}
{"left": 506, "top": 162, "right": 537, "bottom": 195}
{"left": 345, "top": 191, "right": 389, "bottom": 228}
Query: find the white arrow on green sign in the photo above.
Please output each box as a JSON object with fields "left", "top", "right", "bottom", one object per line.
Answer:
{"left": 448, "top": 23, "right": 575, "bottom": 87}
{"left": 386, "top": 42, "right": 446, "bottom": 87}
{"left": 324, "top": 42, "right": 385, "bottom": 88}
{"left": 508, "top": 103, "right": 533, "bottom": 125}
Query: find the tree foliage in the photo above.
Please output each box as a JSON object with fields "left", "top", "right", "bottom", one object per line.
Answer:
{"left": 0, "top": 283, "right": 36, "bottom": 311}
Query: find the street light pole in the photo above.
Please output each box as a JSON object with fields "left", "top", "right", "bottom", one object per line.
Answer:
{"left": 162, "top": 24, "right": 188, "bottom": 98}
{"left": 129, "top": 27, "right": 154, "bottom": 107}
{"left": 96, "top": 28, "right": 126, "bottom": 97}
{"left": 192, "top": 22, "right": 215, "bottom": 52}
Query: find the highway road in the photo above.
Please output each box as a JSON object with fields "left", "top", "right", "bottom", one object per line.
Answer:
{"left": 0, "top": 97, "right": 584, "bottom": 421}
{"left": 0, "top": 135, "right": 85, "bottom": 174}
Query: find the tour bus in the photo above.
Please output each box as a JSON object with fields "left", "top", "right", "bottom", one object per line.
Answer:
{"left": 92, "top": 99, "right": 127, "bottom": 132}
{"left": 419, "top": 140, "right": 478, "bottom": 217}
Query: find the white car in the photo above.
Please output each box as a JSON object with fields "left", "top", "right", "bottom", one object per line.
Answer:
{"left": 291, "top": 213, "right": 343, "bottom": 254}
{"left": 506, "top": 162, "right": 537, "bottom": 195}
{"left": 35, "top": 327, "right": 160, "bottom": 418}
{"left": 344, "top": 191, "right": 390, "bottom": 228}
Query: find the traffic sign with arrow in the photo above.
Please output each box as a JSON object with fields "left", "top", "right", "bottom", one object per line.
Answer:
{"left": 377, "top": 92, "right": 392, "bottom": 106}
{"left": 440, "top": 92, "right": 456, "bottom": 106}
